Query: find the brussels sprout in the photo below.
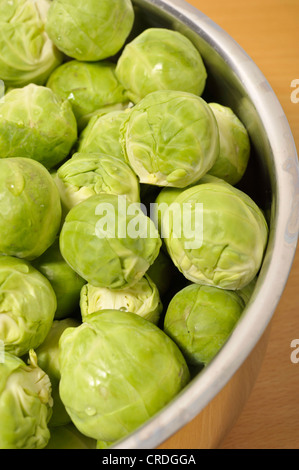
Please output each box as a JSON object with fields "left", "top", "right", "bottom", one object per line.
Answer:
{"left": 0, "top": 81, "right": 5, "bottom": 100}
{"left": 0, "top": 256, "right": 57, "bottom": 357}
{"left": 55, "top": 152, "right": 140, "bottom": 212}
{"left": 0, "top": 350, "right": 53, "bottom": 449}
{"left": 0, "top": 158, "right": 62, "bottom": 260}
{"left": 153, "top": 186, "right": 185, "bottom": 234}
{"left": 46, "top": 0, "right": 135, "bottom": 61}
{"left": 0, "top": 84, "right": 77, "bottom": 169}
{"left": 32, "top": 239, "right": 86, "bottom": 320}
{"left": 59, "top": 310, "right": 190, "bottom": 442}
{"left": 35, "top": 318, "right": 80, "bottom": 427}
{"left": 78, "top": 110, "right": 130, "bottom": 161}
{"left": 0, "top": 0, "right": 63, "bottom": 88}
{"left": 60, "top": 194, "right": 161, "bottom": 289}
{"left": 80, "top": 274, "right": 162, "bottom": 325}
{"left": 120, "top": 90, "right": 219, "bottom": 188}
{"left": 46, "top": 61, "right": 129, "bottom": 131}
{"left": 115, "top": 28, "right": 207, "bottom": 103}
{"left": 164, "top": 284, "right": 245, "bottom": 367}
{"left": 96, "top": 440, "right": 113, "bottom": 449}
{"left": 161, "top": 177, "right": 268, "bottom": 290}
{"left": 207, "top": 103, "right": 251, "bottom": 185}
{"left": 45, "top": 424, "right": 97, "bottom": 449}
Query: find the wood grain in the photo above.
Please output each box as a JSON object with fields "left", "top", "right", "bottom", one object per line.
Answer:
{"left": 179, "top": 0, "right": 299, "bottom": 449}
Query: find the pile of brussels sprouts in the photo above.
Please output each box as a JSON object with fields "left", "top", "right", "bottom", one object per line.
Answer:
{"left": 0, "top": 0, "right": 269, "bottom": 449}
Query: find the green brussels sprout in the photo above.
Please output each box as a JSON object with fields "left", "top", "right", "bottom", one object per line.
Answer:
{"left": 0, "top": 81, "right": 5, "bottom": 100}
{"left": 59, "top": 194, "right": 161, "bottom": 289}
{"left": 45, "top": 424, "right": 97, "bottom": 449}
{"left": 55, "top": 152, "right": 140, "bottom": 213}
{"left": 207, "top": 103, "right": 251, "bottom": 185}
{"left": 164, "top": 284, "right": 245, "bottom": 367}
{"left": 46, "top": 61, "right": 129, "bottom": 131}
{"left": 154, "top": 186, "right": 185, "bottom": 235}
{"left": 0, "top": 256, "right": 57, "bottom": 357}
{"left": 32, "top": 239, "right": 86, "bottom": 320}
{"left": 120, "top": 90, "right": 219, "bottom": 188}
{"left": 96, "top": 440, "right": 113, "bottom": 449}
{"left": 59, "top": 310, "right": 190, "bottom": 442}
{"left": 0, "top": 84, "right": 77, "bottom": 169}
{"left": 0, "top": 350, "right": 53, "bottom": 449}
{"left": 35, "top": 318, "right": 80, "bottom": 427}
{"left": 160, "top": 177, "right": 268, "bottom": 290}
{"left": 115, "top": 28, "right": 207, "bottom": 104}
{"left": 80, "top": 274, "right": 162, "bottom": 325}
{"left": 78, "top": 110, "right": 130, "bottom": 161}
{"left": 0, "top": 158, "right": 62, "bottom": 260}
{"left": 46, "top": 0, "right": 135, "bottom": 62}
{"left": 0, "top": 0, "right": 63, "bottom": 88}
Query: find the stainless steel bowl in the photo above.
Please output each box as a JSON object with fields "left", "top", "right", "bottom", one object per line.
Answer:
{"left": 113, "top": 0, "right": 299, "bottom": 449}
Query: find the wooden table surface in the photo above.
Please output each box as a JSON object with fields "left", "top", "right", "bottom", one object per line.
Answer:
{"left": 182, "top": 0, "right": 299, "bottom": 450}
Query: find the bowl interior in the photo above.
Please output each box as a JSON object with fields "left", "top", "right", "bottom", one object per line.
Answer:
{"left": 111, "top": 0, "right": 299, "bottom": 449}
